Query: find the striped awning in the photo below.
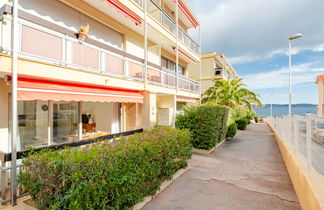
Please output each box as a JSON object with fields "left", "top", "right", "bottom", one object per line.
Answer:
{"left": 17, "top": 78, "right": 143, "bottom": 103}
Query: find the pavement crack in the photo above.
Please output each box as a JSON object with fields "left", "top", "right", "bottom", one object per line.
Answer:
{"left": 197, "top": 178, "right": 298, "bottom": 204}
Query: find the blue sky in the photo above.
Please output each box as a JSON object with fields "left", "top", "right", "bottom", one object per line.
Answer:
{"left": 187, "top": 0, "right": 324, "bottom": 104}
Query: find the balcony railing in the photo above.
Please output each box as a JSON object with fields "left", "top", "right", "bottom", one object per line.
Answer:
{"left": 15, "top": 19, "right": 199, "bottom": 93}
{"left": 138, "top": 0, "right": 199, "bottom": 54}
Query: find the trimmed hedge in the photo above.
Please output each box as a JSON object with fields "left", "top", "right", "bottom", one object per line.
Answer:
{"left": 236, "top": 118, "right": 249, "bottom": 130}
{"left": 176, "top": 104, "right": 229, "bottom": 150}
{"left": 226, "top": 120, "right": 237, "bottom": 138}
{"left": 18, "top": 127, "right": 192, "bottom": 209}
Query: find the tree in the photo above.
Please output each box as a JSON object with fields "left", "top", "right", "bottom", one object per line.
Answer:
{"left": 201, "top": 77, "right": 262, "bottom": 110}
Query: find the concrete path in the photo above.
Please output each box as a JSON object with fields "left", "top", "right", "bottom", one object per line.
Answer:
{"left": 143, "top": 123, "right": 301, "bottom": 210}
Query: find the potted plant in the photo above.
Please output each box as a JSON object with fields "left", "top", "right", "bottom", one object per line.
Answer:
{"left": 76, "top": 23, "right": 89, "bottom": 41}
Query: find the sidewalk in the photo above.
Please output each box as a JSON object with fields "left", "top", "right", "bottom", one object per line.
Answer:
{"left": 143, "top": 123, "right": 301, "bottom": 210}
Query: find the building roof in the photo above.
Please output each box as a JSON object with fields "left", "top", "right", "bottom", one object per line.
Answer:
{"left": 316, "top": 75, "right": 324, "bottom": 84}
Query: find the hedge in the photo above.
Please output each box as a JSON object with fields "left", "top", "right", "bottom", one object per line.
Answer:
{"left": 226, "top": 120, "right": 237, "bottom": 138}
{"left": 175, "top": 104, "right": 229, "bottom": 150}
{"left": 18, "top": 127, "right": 192, "bottom": 209}
{"left": 236, "top": 118, "right": 249, "bottom": 130}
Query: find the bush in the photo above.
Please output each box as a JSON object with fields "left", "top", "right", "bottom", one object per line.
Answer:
{"left": 231, "top": 106, "right": 247, "bottom": 121}
{"left": 236, "top": 118, "right": 249, "bottom": 130}
{"left": 176, "top": 104, "right": 229, "bottom": 150}
{"left": 18, "top": 127, "right": 192, "bottom": 209}
{"left": 254, "top": 116, "right": 259, "bottom": 123}
{"left": 226, "top": 120, "right": 237, "bottom": 138}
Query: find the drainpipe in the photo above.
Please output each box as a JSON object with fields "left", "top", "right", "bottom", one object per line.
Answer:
{"left": 199, "top": 25, "right": 202, "bottom": 105}
{"left": 175, "top": 0, "right": 179, "bottom": 92}
{"left": 10, "top": 0, "right": 18, "bottom": 205}
{"left": 144, "top": 0, "right": 148, "bottom": 89}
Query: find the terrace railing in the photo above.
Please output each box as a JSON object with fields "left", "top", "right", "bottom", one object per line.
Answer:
{"left": 145, "top": 0, "right": 199, "bottom": 54}
{"left": 10, "top": 18, "right": 199, "bottom": 93}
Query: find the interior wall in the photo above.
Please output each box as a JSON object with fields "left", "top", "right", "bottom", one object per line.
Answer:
{"left": 0, "top": 80, "right": 10, "bottom": 152}
{"left": 82, "top": 102, "right": 120, "bottom": 134}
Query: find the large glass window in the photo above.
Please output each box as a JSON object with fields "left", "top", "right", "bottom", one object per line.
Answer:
{"left": 161, "top": 57, "right": 185, "bottom": 75}
{"left": 18, "top": 101, "right": 49, "bottom": 150}
{"left": 52, "top": 102, "right": 78, "bottom": 144}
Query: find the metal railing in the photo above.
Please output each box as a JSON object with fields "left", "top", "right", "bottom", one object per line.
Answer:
{"left": 145, "top": 0, "right": 199, "bottom": 54}
{"left": 11, "top": 18, "right": 199, "bottom": 93}
{"left": 265, "top": 114, "right": 324, "bottom": 196}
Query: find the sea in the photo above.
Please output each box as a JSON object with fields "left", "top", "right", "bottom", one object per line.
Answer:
{"left": 253, "top": 104, "right": 317, "bottom": 117}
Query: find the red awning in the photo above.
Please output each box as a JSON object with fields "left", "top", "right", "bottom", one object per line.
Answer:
{"left": 173, "top": 47, "right": 197, "bottom": 65}
{"left": 173, "top": 0, "right": 199, "bottom": 28}
{"left": 17, "top": 78, "right": 143, "bottom": 103}
{"left": 176, "top": 96, "right": 198, "bottom": 103}
{"left": 101, "top": 0, "right": 142, "bottom": 26}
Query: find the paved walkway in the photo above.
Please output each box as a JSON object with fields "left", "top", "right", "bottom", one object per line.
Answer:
{"left": 143, "top": 123, "right": 301, "bottom": 210}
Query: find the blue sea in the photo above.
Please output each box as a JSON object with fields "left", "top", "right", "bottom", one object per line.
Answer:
{"left": 253, "top": 104, "right": 317, "bottom": 117}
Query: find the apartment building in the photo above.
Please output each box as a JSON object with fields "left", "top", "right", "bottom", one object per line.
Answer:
{"left": 316, "top": 75, "right": 324, "bottom": 116}
{"left": 188, "top": 52, "right": 238, "bottom": 94}
{"left": 0, "top": 0, "right": 201, "bottom": 153}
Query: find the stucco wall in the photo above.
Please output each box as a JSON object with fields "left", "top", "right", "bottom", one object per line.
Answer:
{"left": 0, "top": 80, "right": 10, "bottom": 153}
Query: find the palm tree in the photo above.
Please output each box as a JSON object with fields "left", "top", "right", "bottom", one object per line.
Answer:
{"left": 201, "top": 77, "right": 262, "bottom": 110}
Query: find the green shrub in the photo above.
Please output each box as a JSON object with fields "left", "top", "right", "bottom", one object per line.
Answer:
{"left": 226, "top": 120, "right": 237, "bottom": 138}
{"left": 176, "top": 104, "right": 229, "bottom": 150}
{"left": 231, "top": 106, "right": 247, "bottom": 121}
{"left": 254, "top": 116, "right": 259, "bottom": 123}
{"left": 236, "top": 118, "right": 249, "bottom": 130}
{"left": 18, "top": 127, "right": 191, "bottom": 209}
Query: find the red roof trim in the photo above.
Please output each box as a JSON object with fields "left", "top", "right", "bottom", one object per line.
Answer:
{"left": 101, "top": 0, "right": 142, "bottom": 26}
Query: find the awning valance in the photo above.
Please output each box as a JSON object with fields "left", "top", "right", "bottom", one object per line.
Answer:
{"left": 101, "top": 0, "right": 142, "bottom": 26}
{"left": 176, "top": 96, "right": 198, "bottom": 103}
{"left": 17, "top": 78, "right": 143, "bottom": 103}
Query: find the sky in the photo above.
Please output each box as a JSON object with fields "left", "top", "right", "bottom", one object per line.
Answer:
{"left": 187, "top": 0, "right": 324, "bottom": 104}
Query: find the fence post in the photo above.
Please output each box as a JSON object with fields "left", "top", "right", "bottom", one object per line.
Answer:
{"left": 306, "top": 114, "right": 312, "bottom": 171}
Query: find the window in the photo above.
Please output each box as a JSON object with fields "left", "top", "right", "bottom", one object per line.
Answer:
{"left": 161, "top": 57, "right": 185, "bottom": 75}
{"left": 215, "top": 68, "right": 222, "bottom": 76}
{"left": 18, "top": 101, "right": 48, "bottom": 150}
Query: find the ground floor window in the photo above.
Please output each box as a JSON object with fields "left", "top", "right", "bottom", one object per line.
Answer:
{"left": 15, "top": 100, "right": 140, "bottom": 150}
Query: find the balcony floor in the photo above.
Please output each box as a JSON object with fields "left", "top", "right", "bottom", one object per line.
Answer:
{"left": 143, "top": 123, "right": 301, "bottom": 210}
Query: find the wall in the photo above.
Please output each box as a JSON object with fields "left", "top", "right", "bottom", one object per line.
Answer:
{"left": 267, "top": 123, "right": 324, "bottom": 210}
{"left": 318, "top": 83, "right": 323, "bottom": 116}
{"left": 142, "top": 92, "right": 157, "bottom": 130}
{"left": 0, "top": 80, "right": 10, "bottom": 153}
{"left": 82, "top": 102, "right": 120, "bottom": 134}
{"left": 156, "top": 95, "right": 176, "bottom": 126}
{"left": 19, "top": 0, "right": 123, "bottom": 49}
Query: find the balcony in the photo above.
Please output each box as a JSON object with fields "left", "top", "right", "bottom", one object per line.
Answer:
{"left": 133, "top": 0, "right": 200, "bottom": 55}
{"left": 13, "top": 19, "right": 199, "bottom": 93}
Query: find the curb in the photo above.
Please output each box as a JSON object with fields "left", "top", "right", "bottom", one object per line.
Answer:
{"left": 192, "top": 139, "right": 226, "bottom": 155}
{"left": 132, "top": 166, "right": 190, "bottom": 210}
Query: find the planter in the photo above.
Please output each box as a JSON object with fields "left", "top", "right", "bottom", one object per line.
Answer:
{"left": 76, "top": 32, "right": 88, "bottom": 41}
{"left": 133, "top": 166, "right": 190, "bottom": 210}
{"left": 192, "top": 139, "right": 226, "bottom": 155}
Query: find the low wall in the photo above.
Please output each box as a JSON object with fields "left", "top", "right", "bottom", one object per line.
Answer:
{"left": 267, "top": 122, "right": 324, "bottom": 210}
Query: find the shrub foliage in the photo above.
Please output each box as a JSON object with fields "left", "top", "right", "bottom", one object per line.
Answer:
{"left": 176, "top": 104, "right": 229, "bottom": 150}
{"left": 236, "top": 118, "right": 249, "bottom": 130}
{"left": 226, "top": 120, "right": 237, "bottom": 138}
{"left": 18, "top": 127, "right": 192, "bottom": 209}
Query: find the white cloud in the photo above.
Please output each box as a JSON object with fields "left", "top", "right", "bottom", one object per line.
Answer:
{"left": 242, "top": 63, "right": 324, "bottom": 90}
{"left": 189, "top": 0, "right": 324, "bottom": 64}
